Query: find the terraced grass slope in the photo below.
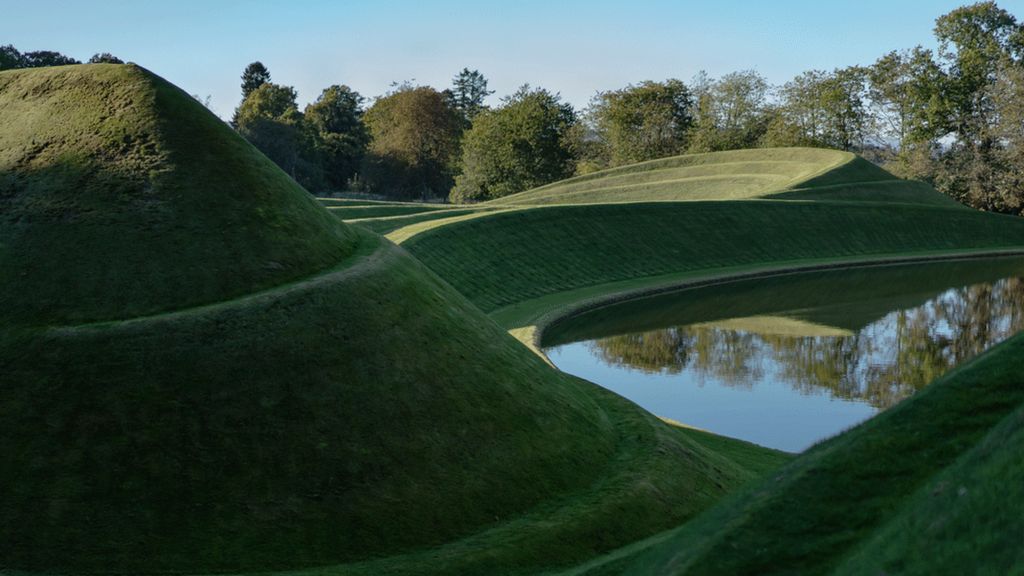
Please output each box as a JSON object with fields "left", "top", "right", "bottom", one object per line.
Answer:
{"left": 487, "top": 148, "right": 957, "bottom": 207}
{"left": 0, "top": 65, "right": 788, "bottom": 574}
{"left": 403, "top": 201, "right": 1024, "bottom": 318}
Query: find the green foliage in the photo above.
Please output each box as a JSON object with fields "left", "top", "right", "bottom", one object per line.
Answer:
{"left": 305, "top": 85, "right": 370, "bottom": 190}
{"left": 235, "top": 82, "right": 324, "bottom": 190}
{"left": 451, "top": 85, "right": 577, "bottom": 202}
{"left": 1, "top": 65, "right": 789, "bottom": 574}
{"left": 446, "top": 67, "right": 493, "bottom": 127}
{"left": 21, "top": 50, "right": 80, "bottom": 67}
{"left": 588, "top": 79, "right": 694, "bottom": 166}
{"left": 0, "top": 44, "right": 24, "bottom": 69}
{"left": 234, "top": 82, "right": 298, "bottom": 125}
{"left": 924, "top": 2, "right": 1024, "bottom": 213}
{"left": 88, "top": 52, "right": 124, "bottom": 64}
{"left": 934, "top": 1, "right": 1021, "bottom": 140}
{"left": 362, "top": 85, "right": 462, "bottom": 199}
{"left": 688, "top": 70, "right": 770, "bottom": 152}
{"left": 771, "top": 66, "right": 869, "bottom": 150}
{"left": 867, "top": 47, "right": 947, "bottom": 148}
{"left": 0, "top": 45, "right": 80, "bottom": 69}
{"left": 240, "top": 60, "right": 271, "bottom": 99}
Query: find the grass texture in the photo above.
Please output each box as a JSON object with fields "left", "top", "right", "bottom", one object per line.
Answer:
{"left": 0, "top": 64, "right": 788, "bottom": 575}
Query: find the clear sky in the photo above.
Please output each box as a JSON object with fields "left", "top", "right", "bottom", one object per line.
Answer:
{"left": 4, "top": 0, "right": 1024, "bottom": 119}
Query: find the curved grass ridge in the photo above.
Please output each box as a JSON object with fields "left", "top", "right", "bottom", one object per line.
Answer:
{"left": 402, "top": 201, "right": 1024, "bottom": 316}
{"left": 0, "top": 64, "right": 358, "bottom": 327}
{"left": 483, "top": 148, "right": 937, "bottom": 206}
{"left": 1, "top": 230, "right": 787, "bottom": 574}
{"left": 0, "top": 64, "right": 789, "bottom": 574}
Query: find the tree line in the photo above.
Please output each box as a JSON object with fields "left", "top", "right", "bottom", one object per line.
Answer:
{"left": 4, "top": 2, "right": 1024, "bottom": 213}
{"left": 0, "top": 45, "right": 122, "bottom": 68}
{"left": 225, "top": 2, "right": 1024, "bottom": 213}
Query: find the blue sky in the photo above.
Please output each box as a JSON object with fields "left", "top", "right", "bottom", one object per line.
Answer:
{"left": 4, "top": 0, "right": 1024, "bottom": 119}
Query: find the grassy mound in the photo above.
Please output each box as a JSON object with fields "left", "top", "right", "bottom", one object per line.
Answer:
{"left": 485, "top": 148, "right": 951, "bottom": 206}
{"left": 607, "top": 329, "right": 1024, "bottom": 575}
{"left": 0, "top": 65, "right": 787, "bottom": 574}
{"left": 0, "top": 64, "right": 358, "bottom": 327}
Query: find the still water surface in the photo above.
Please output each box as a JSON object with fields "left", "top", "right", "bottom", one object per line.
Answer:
{"left": 543, "top": 258, "right": 1024, "bottom": 452}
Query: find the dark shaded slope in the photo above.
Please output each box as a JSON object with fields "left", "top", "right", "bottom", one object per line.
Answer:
{"left": 0, "top": 65, "right": 786, "bottom": 574}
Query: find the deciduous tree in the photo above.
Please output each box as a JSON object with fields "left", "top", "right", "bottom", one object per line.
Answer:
{"left": 20, "top": 50, "right": 79, "bottom": 68}
{"left": 688, "top": 70, "right": 770, "bottom": 152}
{"left": 88, "top": 53, "right": 124, "bottom": 64}
{"left": 305, "top": 85, "right": 370, "bottom": 190}
{"left": 589, "top": 79, "right": 694, "bottom": 166}
{"left": 451, "top": 86, "right": 576, "bottom": 202}
{"left": 236, "top": 83, "right": 323, "bottom": 190}
{"left": 362, "top": 85, "right": 462, "bottom": 199}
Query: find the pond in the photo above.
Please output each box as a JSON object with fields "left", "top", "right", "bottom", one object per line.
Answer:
{"left": 543, "top": 257, "right": 1024, "bottom": 452}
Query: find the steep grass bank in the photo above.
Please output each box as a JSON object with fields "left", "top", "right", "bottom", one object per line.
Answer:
{"left": 402, "top": 201, "right": 1024, "bottom": 316}
{"left": 0, "top": 64, "right": 789, "bottom": 575}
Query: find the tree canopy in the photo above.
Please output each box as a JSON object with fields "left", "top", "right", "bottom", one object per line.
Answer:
{"left": 688, "top": 70, "right": 770, "bottom": 152}
{"left": 447, "top": 68, "right": 494, "bottom": 128}
{"left": 589, "top": 79, "right": 694, "bottom": 166}
{"left": 202, "top": 2, "right": 1024, "bottom": 212}
{"left": 88, "top": 53, "right": 124, "bottom": 64}
{"left": 241, "top": 61, "right": 272, "bottom": 99}
{"left": 235, "top": 83, "right": 324, "bottom": 190}
{"left": 305, "top": 85, "right": 370, "bottom": 190}
{"left": 0, "top": 45, "right": 79, "bottom": 70}
{"left": 451, "top": 86, "right": 577, "bottom": 202}
{"left": 362, "top": 85, "right": 463, "bottom": 199}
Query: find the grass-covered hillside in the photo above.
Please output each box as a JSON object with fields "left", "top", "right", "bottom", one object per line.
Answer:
{"left": 325, "top": 148, "right": 956, "bottom": 238}
{"left": 402, "top": 201, "right": 1024, "bottom": 321}
{"left": 362, "top": 148, "right": 1024, "bottom": 576}
{"left": 369, "top": 149, "right": 1024, "bottom": 339}
{"left": 578, "top": 329, "right": 1024, "bottom": 575}
{"left": 0, "top": 64, "right": 359, "bottom": 327}
{"left": 486, "top": 148, "right": 957, "bottom": 207}
{"left": 0, "top": 64, "right": 788, "bottom": 575}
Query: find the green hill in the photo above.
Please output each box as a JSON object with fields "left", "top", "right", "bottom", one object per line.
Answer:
{"left": 367, "top": 149, "right": 1024, "bottom": 349}
{"left": 484, "top": 148, "right": 958, "bottom": 207}
{"left": 374, "top": 149, "right": 1024, "bottom": 574}
{"left": 0, "top": 64, "right": 786, "bottom": 574}
{"left": 0, "top": 64, "right": 359, "bottom": 326}
{"left": 401, "top": 201, "right": 1024, "bottom": 322}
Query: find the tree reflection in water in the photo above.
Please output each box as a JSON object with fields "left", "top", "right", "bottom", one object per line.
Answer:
{"left": 591, "top": 278, "right": 1024, "bottom": 410}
